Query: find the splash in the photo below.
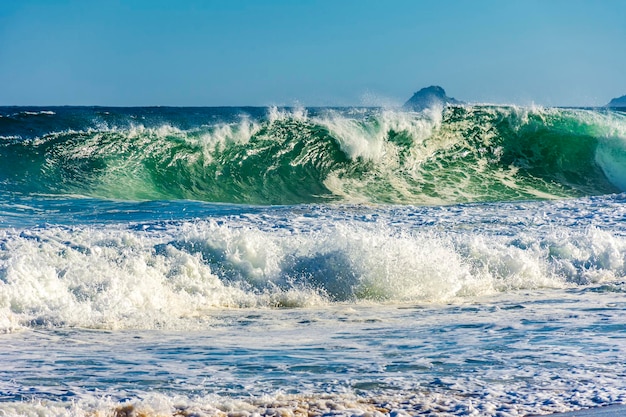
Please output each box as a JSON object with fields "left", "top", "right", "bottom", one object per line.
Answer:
{"left": 0, "top": 106, "right": 624, "bottom": 205}
{"left": 1, "top": 206, "right": 625, "bottom": 332}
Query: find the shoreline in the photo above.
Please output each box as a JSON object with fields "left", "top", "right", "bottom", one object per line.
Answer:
{"left": 545, "top": 405, "right": 626, "bottom": 416}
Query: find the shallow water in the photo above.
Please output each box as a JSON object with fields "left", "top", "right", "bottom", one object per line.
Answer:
{"left": 2, "top": 288, "right": 626, "bottom": 416}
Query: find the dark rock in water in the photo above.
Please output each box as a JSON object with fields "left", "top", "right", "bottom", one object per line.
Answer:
{"left": 606, "top": 94, "right": 626, "bottom": 108}
{"left": 403, "top": 86, "right": 464, "bottom": 111}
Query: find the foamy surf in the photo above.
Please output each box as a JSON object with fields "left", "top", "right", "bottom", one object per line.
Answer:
{"left": 1, "top": 194, "right": 625, "bottom": 332}
{"left": 2, "top": 288, "right": 626, "bottom": 416}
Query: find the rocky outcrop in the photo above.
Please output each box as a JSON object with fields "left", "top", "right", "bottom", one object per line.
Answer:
{"left": 606, "top": 95, "right": 626, "bottom": 108}
{"left": 403, "top": 86, "right": 463, "bottom": 111}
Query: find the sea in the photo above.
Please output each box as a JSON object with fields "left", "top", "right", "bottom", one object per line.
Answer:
{"left": 0, "top": 104, "right": 625, "bottom": 417}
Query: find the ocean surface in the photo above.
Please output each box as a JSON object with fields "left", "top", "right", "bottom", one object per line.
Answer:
{"left": 1, "top": 105, "right": 625, "bottom": 416}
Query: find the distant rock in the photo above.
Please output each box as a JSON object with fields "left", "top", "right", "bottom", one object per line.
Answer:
{"left": 403, "top": 86, "right": 464, "bottom": 111}
{"left": 606, "top": 94, "right": 626, "bottom": 108}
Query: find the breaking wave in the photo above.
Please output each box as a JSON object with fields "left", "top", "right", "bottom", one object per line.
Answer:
{"left": 1, "top": 106, "right": 624, "bottom": 205}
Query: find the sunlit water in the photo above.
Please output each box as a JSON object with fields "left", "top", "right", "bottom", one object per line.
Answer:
{"left": 1, "top": 106, "right": 626, "bottom": 416}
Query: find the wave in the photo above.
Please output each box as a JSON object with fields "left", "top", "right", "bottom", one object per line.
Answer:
{"left": 19, "top": 110, "right": 56, "bottom": 116}
{"left": 0, "top": 106, "right": 625, "bottom": 205}
{"left": 1, "top": 206, "right": 625, "bottom": 331}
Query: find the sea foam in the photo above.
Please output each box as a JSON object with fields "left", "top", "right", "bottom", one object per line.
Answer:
{"left": 1, "top": 203, "right": 624, "bottom": 332}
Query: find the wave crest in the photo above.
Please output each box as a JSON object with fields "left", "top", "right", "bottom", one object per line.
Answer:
{"left": 1, "top": 209, "right": 625, "bottom": 331}
{"left": 0, "top": 106, "right": 624, "bottom": 204}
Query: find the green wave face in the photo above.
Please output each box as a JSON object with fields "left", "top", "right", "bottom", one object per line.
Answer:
{"left": 329, "top": 106, "right": 622, "bottom": 205}
{"left": 0, "top": 116, "right": 351, "bottom": 204}
{"left": 0, "top": 106, "right": 624, "bottom": 205}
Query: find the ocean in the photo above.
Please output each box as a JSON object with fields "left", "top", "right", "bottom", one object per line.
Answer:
{"left": 0, "top": 105, "right": 625, "bottom": 416}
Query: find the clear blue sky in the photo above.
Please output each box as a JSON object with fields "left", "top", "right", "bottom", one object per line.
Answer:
{"left": 0, "top": 0, "right": 624, "bottom": 107}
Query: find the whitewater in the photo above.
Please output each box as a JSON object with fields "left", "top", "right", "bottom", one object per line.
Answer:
{"left": 0, "top": 105, "right": 626, "bottom": 416}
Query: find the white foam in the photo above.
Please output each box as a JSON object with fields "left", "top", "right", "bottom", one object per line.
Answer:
{"left": 0, "top": 373, "right": 624, "bottom": 417}
{"left": 317, "top": 108, "right": 441, "bottom": 162}
{"left": 2, "top": 208, "right": 625, "bottom": 332}
{"left": 20, "top": 110, "right": 56, "bottom": 116}
{"left": 0, "top": 135, "right": 22, "bottom": 141}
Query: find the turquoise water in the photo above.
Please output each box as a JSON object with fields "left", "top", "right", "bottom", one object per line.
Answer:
{"left": 0, "top": 106, "right": 626, "bottom": 416}
{"left": 2, "top": 106, "right": 624, "bottom": 205}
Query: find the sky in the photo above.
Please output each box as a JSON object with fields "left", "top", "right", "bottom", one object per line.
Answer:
{"left": 0, "top": 0, "right": 624, "bottom": 107}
